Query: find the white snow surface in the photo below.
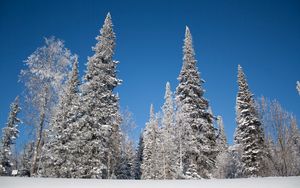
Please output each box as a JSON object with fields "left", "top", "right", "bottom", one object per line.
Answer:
{"left": 1, "top": 176, "right": 299, "bottom": 188}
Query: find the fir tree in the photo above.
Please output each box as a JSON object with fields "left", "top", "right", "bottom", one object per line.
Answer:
{"left": 77, "top": 13, "right": 122, "bottom": 178}
{"left": 0, "top": 97, "right": 21, "bottom": 176}
{"left": 234, "top": 65, "right": 267, "bottom": 177}
{"left": 41, "top": 56, "right": 81, "bottom": 177}
{"left": 175, "top": 26, "right": 218, "bottom": 179}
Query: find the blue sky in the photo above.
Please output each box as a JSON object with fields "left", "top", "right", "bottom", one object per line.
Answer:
{"left": 0, "top": 0, "right": 299, "bottom": 147}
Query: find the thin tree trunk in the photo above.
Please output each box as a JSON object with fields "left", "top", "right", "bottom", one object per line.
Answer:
{"left": 31, "top": 87, "right": 48, "bottom": 176}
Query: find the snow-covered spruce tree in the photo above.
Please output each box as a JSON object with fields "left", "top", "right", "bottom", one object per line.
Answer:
{"left": 40, "top": 56, "right": 81, "bottom": 178}
{"left": 20, "top": 37, "right": 74, "bottom": 176}
{"left": 214, "top": 116, "right": 230, "bottom": 179}
{"left": 141, "top": 104, "right": 162, "bottom": 179}
{"left": 234, "top": 65, "right": 267, "bottom": 177}
{"left": 134, "top": 133, "right": 144, "bottom": 179}
{"left": 175, "top": 26, "right": 218, "bottom": 179}
{"left": 161, "top": 82, "right": 177, "bottom": 179}
{"left": 0, "top": 97, "right": 21, "bottom": 176}
{"left": 76, "top": 13, "right": 122, "bottom": 178}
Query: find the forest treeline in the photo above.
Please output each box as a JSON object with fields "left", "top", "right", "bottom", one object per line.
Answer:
{"left": 1, "top": 13, "right": 300, "bottom": 179}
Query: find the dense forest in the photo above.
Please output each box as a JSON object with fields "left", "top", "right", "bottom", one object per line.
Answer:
{"left": 1, "top": 13, "right": 300, "bottom": 179}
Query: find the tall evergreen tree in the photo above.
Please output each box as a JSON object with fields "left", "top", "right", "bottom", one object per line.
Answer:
{"left": 234, "top": 65, "right": 267, "bottom": 177}
{"left": 77, "top": 13, "right": 122, "bottom": 178}
{"left": 161, "top": 82, "right": 177, "bottom": 179}
{"left": 0, "top": 97, "right": 21, "bottom": 176}
{"left": 175, "top": 26, "right": 218, "bottom": 179}
{"left": 41, "top": 57, "right": 81, "bottom": 177}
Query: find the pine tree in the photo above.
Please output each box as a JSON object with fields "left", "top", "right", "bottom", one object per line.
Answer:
{"left": 41, "top": 57, "right": 81, "bottom": 177}
{"left": 0, "top": 97, "right": 21, "bottom": 176}
{"left": 161, "top": 82, "right": 177, "bottom": 179}
{"left": 141, "top": 104, "right": 161, "bottom": 179}
{"left": 234, "top": 65, "right": 267, "bottom": 177}
{"left": 77, "top": 13, "right": 122, "bottom": 178}
{"left": 175, "top": 26, "right": 218, "bottom": 179}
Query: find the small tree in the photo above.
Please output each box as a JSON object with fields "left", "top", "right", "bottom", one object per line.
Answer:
{"left": 141, "top": 104, "right": 161, "bottom": 179}
{"left": 214, "top": 116, "right": 230, "bottom": 179}
{"left": 115, "top": 108, "right": 136, "bottom": 179}
{"left": 0, "top": 97, "right": 21, "bottom": 176}
{"left": 257, "top": 97, "right": 300, "bottom": 176}
{"left": 133, "top": 134, "right": 144, "bottom": 179}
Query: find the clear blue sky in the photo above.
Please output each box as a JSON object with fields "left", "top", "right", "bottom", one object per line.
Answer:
{"left": 0, "top": 0, "right": 299, "bottom": 147}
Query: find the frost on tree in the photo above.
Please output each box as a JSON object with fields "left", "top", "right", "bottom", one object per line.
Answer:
{"left": 20, "top": 37, "right": 74, "bottom": 176}
{"left": 76, "top": 13, "right": 122, "bottom": 178}
{"left": 256, "top": 97, "right": 300, "bottom": 176}
{"left": 141, "top": 104, "right": 162, "bottom": 179}
{"left": 161, "top": 82, "right": 178, "bottom": 179}
{"left": 0, "top": 97, "right": 20, "bottom": 176}
{"left": 41, "top": 57, "right": 81, "bottom": 178}
{"left": 175, "top": 26, "right": 218, "bottom": 179}
{"left": 234, "top": 65, "right": 267, "bottom": 178}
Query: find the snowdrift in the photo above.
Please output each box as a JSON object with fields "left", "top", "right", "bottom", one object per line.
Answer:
{"left": 1, "top": 176, "right": 299, "bottom": 188}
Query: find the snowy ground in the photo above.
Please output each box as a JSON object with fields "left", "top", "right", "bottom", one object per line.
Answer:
{"left": 0, "top": 176, "right": 299, "bottom": 188}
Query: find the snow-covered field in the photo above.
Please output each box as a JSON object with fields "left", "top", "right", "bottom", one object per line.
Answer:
{"left": 1, "top": 176, "right": 299, "bottom": 188}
